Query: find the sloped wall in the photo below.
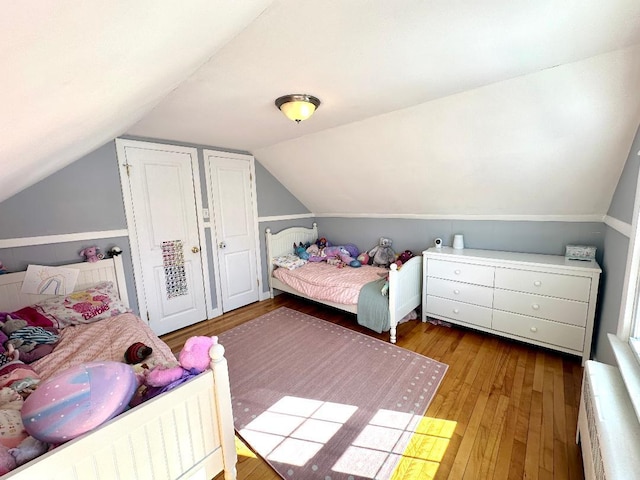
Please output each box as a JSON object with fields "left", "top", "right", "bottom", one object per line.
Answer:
{"left": 594, "top": 122, "right": 640, "bottom": 364}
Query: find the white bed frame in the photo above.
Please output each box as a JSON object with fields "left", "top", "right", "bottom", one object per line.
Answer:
{"left": 0, "top": 257, "right": 237, "bottom": 480}
{"left": 265, "top": 223, "right": 423, "bottom": 343}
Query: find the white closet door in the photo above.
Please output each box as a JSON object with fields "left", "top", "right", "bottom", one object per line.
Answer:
{"left": 206, "top": 151, "right": 260, "bottom": 312}
{"left": 117, "top": 139, "right": 208, "bottom": 335}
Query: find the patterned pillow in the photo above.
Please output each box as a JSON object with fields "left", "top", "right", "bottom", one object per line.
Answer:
{"left": 273, "top": 254, "right": 307, "bottom": 270}
{"left": 32, "top": 281, "right": 131, "bottom": 328}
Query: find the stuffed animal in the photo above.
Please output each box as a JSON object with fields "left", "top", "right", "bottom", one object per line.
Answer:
{"left": 9, "top": 435, "right": 48, "bottom": 467}
{"left": 306, "top": 244, "right": 326, "bottom": 262}
{"left": 79, "top": 246, "right": 103, "bottom": 263}
{"left": 357, "top": 252, "right": 370, "bottom": 265}
{"left": 0, "top": 263, "right": 6, "bottom": 275}
{"left": 397, "top": 250, "right": 415, "bottom": 265}
{"left": 124, "top": 342, "right": 153, "bottom": 364}
{"left": 134, "top": 336, "right": 217, "bottom": 406}
{"left": 293, "top": 243, "right": 309, "bottom": 260}
{"left": 368, "top": 237, "right": 396, "bottom": 268}
{"left": 1, "top": 318, "right": 59, "bottom": 364}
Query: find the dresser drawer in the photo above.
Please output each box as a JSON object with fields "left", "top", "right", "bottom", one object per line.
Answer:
{"left": 426, "top": 295, "right": 492, "bottom": 329}
{"left": 426, "top": 277, "right": 493, "bottom": 308}
{"left": 427, "top": 259, "right": 494, "bottom": 287}
{"left": 495, "top": 268, "right": 591, "bottom": 302}
{"left": 492, "top": 310, "right": 585, "bottom": 352}
{"left": 494, "top": 289, "right": 588, "bottom": 327}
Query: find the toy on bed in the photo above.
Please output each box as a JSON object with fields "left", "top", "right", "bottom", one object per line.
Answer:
{"left": 79, "top": 246, "right": 104, "bottom": 263}
{"left": 293, "top": 242, "right": 310, "bottom": 260}
{"left": 132, "top": 335, "right": 217, "bottom": 406}
{"left": 0, "top": 312, "right": 59, "bottom": 364}
{"left": 395, "top": 250, "right": 415, "bottom": 267}
{"left": 0, "top": 262, "right": 6, "bottom": 275}
{"left": 0, "top": 382, "right": 49, "bottom": 474}
{"left": 124, "top": 342, "right": 153, "bottom": 364}
{"left": 21, "top": 361, "right": 138, "bottom": 444}
{"left": 368, "top": 237, "right": 396, "bottom": 268}
{"left": 381, "top": 249, "right": 416, "bottom": 296}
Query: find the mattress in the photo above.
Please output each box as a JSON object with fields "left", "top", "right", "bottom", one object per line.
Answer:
{"left": 273, "top": 261, "right": 387, "bottom": 305}
{"left": 31, "top": 312, "right": 176, "bottom": 381}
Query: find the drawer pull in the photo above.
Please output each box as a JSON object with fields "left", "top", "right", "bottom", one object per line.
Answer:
{"left": 531, "top": 304, "right": 540, "bottom": 310}
{"left": 454, "top": 269, "right": 461, "bottom": 275}
{"left": 453, "top": 308, "right": 460, "bottom": 314}
{"left": 534, "top": 280, "right": 542, "bottom": 287}
{"left": 530, "top": 326, "right": 538, "bottom": 333}
{"left": 453, "top": 289, "right": 460, "bottom": 295}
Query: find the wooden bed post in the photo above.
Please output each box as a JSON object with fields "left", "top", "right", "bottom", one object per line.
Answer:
{"left": 210, "top": 341, "right": 238, "bottom": 480}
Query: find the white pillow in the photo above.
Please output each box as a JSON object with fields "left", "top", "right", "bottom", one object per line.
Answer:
{"left": 273, "top": 254, "right": 307, "bottom": 270}
{"left": 32, "top": 281, "right": 131, "bottom": 328}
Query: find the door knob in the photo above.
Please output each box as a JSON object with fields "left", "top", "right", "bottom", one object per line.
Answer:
{"left": 192, "top": 246, "right": 200, "bottom": 253}
{"left": 219, "top": 242, "right": 227, "bottom": 249}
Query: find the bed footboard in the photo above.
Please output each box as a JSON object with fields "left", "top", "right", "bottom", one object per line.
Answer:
{"left": 387, "top": 256, "right": 422, "bottom": 343}
{"left": 5, "top": 343, "right": 237, "bottom": 480}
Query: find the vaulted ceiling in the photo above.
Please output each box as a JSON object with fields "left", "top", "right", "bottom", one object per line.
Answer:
{"left": 3, "top": 1, "right": 640, "bottom": 218}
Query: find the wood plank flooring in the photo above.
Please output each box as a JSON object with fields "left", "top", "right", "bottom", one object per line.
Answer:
{"left": 161, "top": 294, "right": 585, "bottom": 480}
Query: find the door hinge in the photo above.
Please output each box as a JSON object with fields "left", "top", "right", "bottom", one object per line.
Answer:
{"left": 123, "top": 162, "right": 133, "bottom": 177}
{"left": 146, "top": 312, "right": 150, "bottom": 323}
{"left": 250, "top": 172, "right": 253, "bottom": 182}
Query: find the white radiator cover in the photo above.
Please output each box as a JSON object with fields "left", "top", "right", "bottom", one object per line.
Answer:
{"left": 577, "top": 361, "right": 640, "bottom": 480}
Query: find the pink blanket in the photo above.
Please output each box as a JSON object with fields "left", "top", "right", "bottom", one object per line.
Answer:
{"left": 31, "top": 313, "right": 176, "bottom": 381}
{"left": 273, "top": 262, "right": 387, "bottom": 305}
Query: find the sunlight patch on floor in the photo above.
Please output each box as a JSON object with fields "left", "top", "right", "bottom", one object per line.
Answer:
{"left": 238, "top": 395, "right": 358, "bottom": 467}
{"left": 237, "top": 395, "right": 456, "bottom": 479}
{"left": 235, "top": 436, "right": 256, "bottom": 459}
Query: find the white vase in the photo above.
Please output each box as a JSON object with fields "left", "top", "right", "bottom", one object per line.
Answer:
{"left": 453, "top": 234, "right": 464, "bottom": 249}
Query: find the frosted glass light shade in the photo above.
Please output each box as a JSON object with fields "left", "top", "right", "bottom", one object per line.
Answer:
{"left": 275, "top": 94, "right": 321, "bottom": 123}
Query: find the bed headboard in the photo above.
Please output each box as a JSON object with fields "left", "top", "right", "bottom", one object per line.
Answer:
{"left": 0, "top": 256, "right": 128, "bottom": 313}
{"left": 265, "top": 223, "right": 318, "bottom": 278}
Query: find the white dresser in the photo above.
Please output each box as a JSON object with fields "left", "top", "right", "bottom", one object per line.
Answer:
{"left": 422, "top": 247, "right": 601, "bottom": 364}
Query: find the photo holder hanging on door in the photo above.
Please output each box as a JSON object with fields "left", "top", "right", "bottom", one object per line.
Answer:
{"left": 161, "top": 240, "right": 188, "bottom": 299}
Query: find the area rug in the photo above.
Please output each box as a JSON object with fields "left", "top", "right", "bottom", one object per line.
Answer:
{"left": 218, "top": 307, "right": 450, "bottom": 480}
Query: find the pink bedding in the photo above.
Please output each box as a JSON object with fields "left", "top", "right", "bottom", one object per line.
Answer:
{"left": 31, "top": 312, "right": 176, "bottom": 381}
{"left": 273, "top": 262, "right": 388, "bottom": 305}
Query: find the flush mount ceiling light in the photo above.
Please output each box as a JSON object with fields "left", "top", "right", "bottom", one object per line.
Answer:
{"left": 275, "top": 94, "right": 321, "bottom": 123}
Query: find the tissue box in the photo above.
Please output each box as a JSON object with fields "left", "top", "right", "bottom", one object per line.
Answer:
{"left": 565, "top": 245, "right": 596, "bottom": 261}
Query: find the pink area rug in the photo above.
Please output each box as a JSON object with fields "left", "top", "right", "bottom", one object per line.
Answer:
{"left": 218, "top": 307, "right": 448, "bottom": 480}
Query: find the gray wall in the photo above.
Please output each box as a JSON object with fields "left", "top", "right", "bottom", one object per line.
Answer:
{"left": 593, "top": 122, "right": 640, "bottom": 364}
{"left": 0, "top": 138, "right": 304, "bottom": 317}
{"left": 0, "top": 142, "right": 140, "bottom": 311}
{"left": 254, "top": 162, "right": 310, "bottom": 217}
{"left": 0, "top": 142, "right": 126, "bottom": 238}
{"left": 315, "top": 218, "right": 605, "bottom": 263}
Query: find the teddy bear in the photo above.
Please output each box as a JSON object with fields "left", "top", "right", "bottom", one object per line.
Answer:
{"left": 368, "top": 237, "right": 396, "bottom": 268}
{"left": 79, "top": 246, "right": 103, "bottom": 263}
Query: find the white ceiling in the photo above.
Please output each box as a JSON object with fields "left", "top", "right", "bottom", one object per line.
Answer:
{"left": 3, "top": 1, "right": 640, "bottom": 218}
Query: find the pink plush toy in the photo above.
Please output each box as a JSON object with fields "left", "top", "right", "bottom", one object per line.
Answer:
{"left": 145, "top": 336, "right": 217, "bottom": 389}
{"left": 179, "top": 335, "right": 217, "bottom": 373}
{"left": 79, "top": 246, "right": 102, "bottom": 263}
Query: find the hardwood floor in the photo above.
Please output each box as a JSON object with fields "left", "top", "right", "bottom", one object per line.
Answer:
{"left": 161, "top": 294, "right": 585, "bottom": 480}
